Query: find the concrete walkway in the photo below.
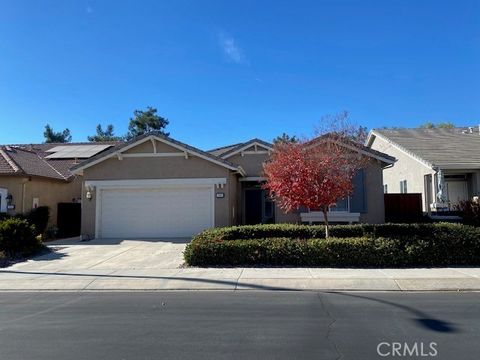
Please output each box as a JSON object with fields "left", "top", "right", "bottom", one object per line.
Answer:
{"left": 1, "top": 237, "right": 480, "bottom": 291}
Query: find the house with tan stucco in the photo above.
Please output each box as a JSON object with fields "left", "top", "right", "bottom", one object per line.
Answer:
{"left": 71, "top": 132, "right": 395, "bottom": 239}
{"left": 0, "top": 142, "right": 117, "bottom": 228}
{"left": 366, "top": 127, "right": 480, "bottom": 213}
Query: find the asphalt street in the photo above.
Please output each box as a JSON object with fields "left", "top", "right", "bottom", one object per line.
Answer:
{"left": 0, "top": 291, "right": 478, "bottom": 360}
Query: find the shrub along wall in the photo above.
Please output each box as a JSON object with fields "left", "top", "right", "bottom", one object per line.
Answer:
{"left": 184, "top": 223, "right": 480, "bottom": 267}
{"left": 0, "top": 206, "right": 50, "bottom": 236}
{"left": 0, "top": 218, "right": 44, "bottom": 257}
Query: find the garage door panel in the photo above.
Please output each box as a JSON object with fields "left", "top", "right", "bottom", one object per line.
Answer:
{"left": 99, "top": 187, "right": 213, "bottom": 238}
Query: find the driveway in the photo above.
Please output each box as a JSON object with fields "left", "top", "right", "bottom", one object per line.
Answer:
{"left": 8, "top": 237, "right": 188, "bottom": 271}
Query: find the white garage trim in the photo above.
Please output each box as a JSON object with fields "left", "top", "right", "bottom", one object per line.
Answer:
{"left": 92, "top": 178, "right": 222, "bottom": 238}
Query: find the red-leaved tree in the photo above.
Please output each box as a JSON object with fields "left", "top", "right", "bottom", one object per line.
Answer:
{"left": 263, "top": 132, "right": 367, "bottom": 237}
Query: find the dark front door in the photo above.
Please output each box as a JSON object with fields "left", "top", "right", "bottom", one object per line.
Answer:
{"left": 245, "top": 189, "right": 263, "bottom": 224}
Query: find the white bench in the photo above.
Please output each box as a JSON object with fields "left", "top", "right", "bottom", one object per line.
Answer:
{"left": 300, "top": 211, "right": 360, "bottom": 224}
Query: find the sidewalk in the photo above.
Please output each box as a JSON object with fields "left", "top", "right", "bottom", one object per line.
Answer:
{"left": 1, "top": 267, "right": 480, "bottom": 291}
{"left": 1, "top": 237, "right": 479, "bottom": 291}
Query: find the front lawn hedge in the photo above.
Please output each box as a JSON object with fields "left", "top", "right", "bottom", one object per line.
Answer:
{"left": 184, "top": 223, "right": 480, "bottom": 267}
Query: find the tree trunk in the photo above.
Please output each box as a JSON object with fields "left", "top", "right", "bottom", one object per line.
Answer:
{"left": 323, "top": 207, "right": 329, "bottom": 238}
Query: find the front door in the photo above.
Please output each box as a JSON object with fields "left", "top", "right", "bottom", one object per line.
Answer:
{"left": 244, "top": 188, "right": 275, "bottom": 225}
{"left": 446, "top": 180, "right": 468, "bottom": 209}
{"left": 245, "top": 189, "right": 263, "bottom": 224}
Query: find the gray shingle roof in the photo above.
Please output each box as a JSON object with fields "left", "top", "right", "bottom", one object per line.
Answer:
{"left": 373, "top": 128, "right": 480, "bottom": 168}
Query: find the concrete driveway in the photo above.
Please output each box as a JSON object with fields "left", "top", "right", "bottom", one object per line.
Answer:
{"left": 9, "top": 237, "right": 188, "bottom": 271}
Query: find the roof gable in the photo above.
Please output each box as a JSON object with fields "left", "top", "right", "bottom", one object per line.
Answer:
{"left": 367, "top": 130, "right": 433, "bottom": 169}
{"left": 308, "top": 134, "right": 395, "bottom": 166}
{"left": 208, "top": 142, "right": 245, "bottom": 157}
{"left": 71, "top": 132, "right": 244, "bottom": 175}
{"left": 220, "top": 138, "right": 273, "bottom": 159}
{"left": 370, "top": 128, "right": 480, "bottom": 169}
{"left": 0, "top": 146, "right": 67, "bottom": 180}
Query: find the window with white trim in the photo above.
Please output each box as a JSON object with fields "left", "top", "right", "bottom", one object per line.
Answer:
{"left": 400, "top": 180, "right": 407, "bottom": 194}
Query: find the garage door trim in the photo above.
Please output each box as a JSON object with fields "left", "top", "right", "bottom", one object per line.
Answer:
{"left": 89, "top": 178, "right": 226, "bottom": 238}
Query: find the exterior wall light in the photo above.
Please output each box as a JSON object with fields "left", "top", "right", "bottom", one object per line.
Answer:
{"left": 85, "top": 185, "right": 95, "bottom": 201}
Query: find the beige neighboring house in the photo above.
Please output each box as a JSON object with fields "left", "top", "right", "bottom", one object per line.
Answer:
{"left": 366, "top": 127, "right": 480, "bottom": 213}
{"left": 71, "top": 132, "right": 395, "bottom": 239}
{"left": 0, "top": 142, "right": 116, "bottom": 227}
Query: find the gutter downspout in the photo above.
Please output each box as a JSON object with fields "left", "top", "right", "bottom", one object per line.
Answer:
{"left": 21, "top": 178, "right": 29, "bottom": 213}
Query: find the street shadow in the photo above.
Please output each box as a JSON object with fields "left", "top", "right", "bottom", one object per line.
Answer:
{"left": 326, "top": 292, "right": 458, "bottom": 333}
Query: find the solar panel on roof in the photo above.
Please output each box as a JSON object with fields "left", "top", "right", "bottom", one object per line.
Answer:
{"left": 46, "top": 145, "right": 72, "bottom": 153}
{"left": 45, "top": 144, "right": 113, "bottom": 159}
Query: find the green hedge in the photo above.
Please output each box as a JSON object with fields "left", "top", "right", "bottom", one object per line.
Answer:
{"left": 0, "top": 218, "right": 44, "bottom": 256}
{"left": 24, "top": 206, "right": 50, "bottom": 235}
{"left": 184, "top": 223, "right": 480, "bottom": 267}
{"left": 191, "top": 223, "right": 469, "bottom": 242}
{"left": 192, "top": 224, "right": 361, "bottom": 242}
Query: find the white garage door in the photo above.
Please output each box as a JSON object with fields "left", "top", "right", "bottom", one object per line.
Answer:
{"left": 98, "top": 186, "right": 214, "bottom": 238}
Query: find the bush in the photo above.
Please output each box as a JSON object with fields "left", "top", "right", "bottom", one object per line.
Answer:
{"left": 0, "top": 207, "right": 50, "bottom": 236}
{"left": 456, "top": 200, "right": 480, "bottom": 226}
{"left": 192, "top": 223, "right": 469, "bottom": 242}
{"left": 0, "top": 213, "right": 11, "bottom": 221}
{"left": 23, "top": 206, "right": 50, "bottom": 235}
{"left": 184, "top": 223, "right": 480, "bottom": 267}
{"left": 0, "top": 218, "right": 44, "bottom": 256}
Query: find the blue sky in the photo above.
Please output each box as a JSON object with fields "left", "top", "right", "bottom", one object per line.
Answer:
{"left": 1, "top": 0, "right": 479, "bottom": 149}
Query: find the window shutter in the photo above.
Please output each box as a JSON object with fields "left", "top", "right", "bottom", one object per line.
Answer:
{"left": 350, "top": 169, "right": 367, "bottom": 213}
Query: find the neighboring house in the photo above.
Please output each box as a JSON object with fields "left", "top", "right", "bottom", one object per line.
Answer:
{"left": 366, "top": 127, "right": 480, "bottom": 212}
{"left": 0, "top": 142, "right": 117, "bottom": 227}
{"left": 71, "top": 132, "right": 395, "bottom": 239}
